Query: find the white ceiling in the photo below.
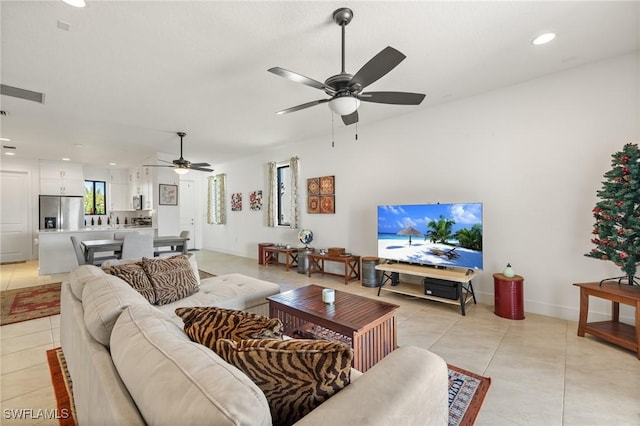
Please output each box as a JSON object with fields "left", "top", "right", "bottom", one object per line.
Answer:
{"left": 1, "top": 1, "right": 639, "bottom": 169}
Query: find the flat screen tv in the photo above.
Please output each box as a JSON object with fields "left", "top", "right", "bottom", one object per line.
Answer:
{"left": 377, "top": 202, "right": 483, "bottom": 270}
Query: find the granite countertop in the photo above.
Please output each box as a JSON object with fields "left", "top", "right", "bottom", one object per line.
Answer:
{"left": 38, "top": 225, "right": 154, "bottom": 233}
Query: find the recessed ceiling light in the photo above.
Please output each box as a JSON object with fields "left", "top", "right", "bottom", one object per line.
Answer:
{"left": 61, "top": 157, "right": 71, "bottom": 161}
{"left": 62, "top": 0, "right": 85, "bottom": 8}
{"left": 0, "top": 137, "right": 10, "bottom": 142}
{"left": 109, "top": 162, "right": 117, "bottom": 166}
{"left": 532, "top": 33, "right": 556, "bottom": 46}
{"left": 5, "top": 152, "right": 15, "bottom": 156}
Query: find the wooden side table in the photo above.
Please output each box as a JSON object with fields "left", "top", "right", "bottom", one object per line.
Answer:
{"left": 574, "top": 281, "right": 640, "bottom": 359}
{"left": 307, "top": 253, "right": 361, "bottom": 284}
{"left": 263, "top": 246, "right": 298, "bottom": 271}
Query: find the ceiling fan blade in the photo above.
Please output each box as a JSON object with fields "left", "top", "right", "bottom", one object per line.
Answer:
{"left": 341, "top": 110, "right": 359, "bottom": 126}
{"left": 189, "top": 162, "right": 211, "bottom": 167}
{"left": 359, "top": 91, "right": 425, "bottom": 105}
{"left": 190, "top": 166, "right": 214, "bottom": 172}
{"left": 350, "top": 46, "right": 406, "bottom": 90}
{"left": 276, "top": 98, "right": 330, "bottom": 115}
{"left": 268, "top": 67, "right": 334, "bottom": 93}
{"left": 143, "top": 164, "right": 175, "bottom": 168}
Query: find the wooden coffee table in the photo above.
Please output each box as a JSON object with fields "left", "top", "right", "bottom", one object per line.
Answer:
{"left": 267, "top": 285, "right": 399, "bottom": 372}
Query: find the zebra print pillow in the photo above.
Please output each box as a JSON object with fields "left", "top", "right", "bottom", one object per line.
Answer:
{"left": 109, "top": 262, "right": 156, "bottom": 304}
{"left": 141, "top": 255, "right": 199, "bottom": 305}
{"left": 215, "top": 338, "right": 353, "bottom": 426}
{"left": 175, "top": 307, "right": 284, "bottom": 345}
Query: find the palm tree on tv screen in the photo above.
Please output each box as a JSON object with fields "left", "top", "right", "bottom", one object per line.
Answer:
{"left": 455, "top": 224, "right": 483, "bottom": 251}
{"left": 426, "top": 215, "right": 455, "bottom": 244}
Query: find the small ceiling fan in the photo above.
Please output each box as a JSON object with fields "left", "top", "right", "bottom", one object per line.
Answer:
{"left": 144, "top": 132, "right": 213, "bottom": 174}
{"left": 268, "top": 7, "right": 425, "bottom": 126}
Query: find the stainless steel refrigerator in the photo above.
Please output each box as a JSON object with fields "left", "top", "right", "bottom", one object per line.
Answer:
{"left": 39, "top": 195, "right": 84, "bottom": 230}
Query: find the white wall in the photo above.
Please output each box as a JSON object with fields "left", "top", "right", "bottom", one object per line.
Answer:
{"left": 200, "top": 52, "right": 640, "bottom": 322}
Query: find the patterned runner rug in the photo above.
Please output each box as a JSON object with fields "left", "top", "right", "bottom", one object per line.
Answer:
{"left": 1, "top": 270, "right": 215, "bottom": 325}
{"left": 47, "top": 346, "right": 489, "bottom": 426}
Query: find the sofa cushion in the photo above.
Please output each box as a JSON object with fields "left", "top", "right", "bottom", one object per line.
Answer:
{"left": 103, "top": 253, "right": 201, "bottom": 286}
{"left": 176, "top": 307, "right": 283, "bottom": 345}
{"left": 110, "top": 304, "right": 271, "bottom": 426}
{"left": 141, "top": 256, "right": 199, "bottom": 305}
{"left": 215, "top": 338, "right": 353, "bottom": 426}
{"left": 81, "top": 274, "right": 148, "bottom": 347}
{"left": 69, "top": 265, "right": 105, "bottom": 300}
{"left": 110, "top": 263, "right": 156, "bottom": 304}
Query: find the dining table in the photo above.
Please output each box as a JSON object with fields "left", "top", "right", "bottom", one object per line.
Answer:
{"left": 81, "top": 235, "right": 189, "bottom": 264}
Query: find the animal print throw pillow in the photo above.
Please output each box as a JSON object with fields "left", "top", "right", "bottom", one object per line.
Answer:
{"left": 141, "top": 255, "right": 198, "bottom": 305}
{"left": 215, "top": 338, "right": 353, "bottom": 426}
{"left": 175, "top": 307, "right": 284, "bottom": 345}
{"left": 109, "top": 262, "right": 155, "bottom": 304}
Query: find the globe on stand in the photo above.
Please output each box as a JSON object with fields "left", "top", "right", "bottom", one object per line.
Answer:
{"left": 298, "top": 229, "right": 314, "bottom": 248}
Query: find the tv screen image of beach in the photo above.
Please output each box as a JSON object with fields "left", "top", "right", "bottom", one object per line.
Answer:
{"left": 377, "top": 203, "right": 483, "bottom": 270}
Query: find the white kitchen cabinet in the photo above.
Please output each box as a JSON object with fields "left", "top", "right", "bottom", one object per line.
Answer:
{"left": 40, "top": 160, "right": 84, "bottom": 195}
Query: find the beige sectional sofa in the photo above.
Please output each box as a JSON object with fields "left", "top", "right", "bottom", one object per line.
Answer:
{"left": 60, "top": 261, "right": 449, "bottom": 425}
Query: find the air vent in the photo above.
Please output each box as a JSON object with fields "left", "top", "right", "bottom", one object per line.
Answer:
{"left": 3, "top": 145, "right": 16, "bottom": 150}
{"left": 0, "top": 84, "right": 45, "bottom": 104}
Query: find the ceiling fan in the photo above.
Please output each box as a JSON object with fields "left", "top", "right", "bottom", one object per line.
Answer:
{"left": 268, "top": 7, "right": 426, "bottom": 126}
{"left": 144, "top": 132, "right": 213, "bottom": 175}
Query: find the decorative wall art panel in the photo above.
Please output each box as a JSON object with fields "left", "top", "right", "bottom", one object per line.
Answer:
{"left": 307, "top": 178, "right": 320, "bottom": 195}
{"left": 231, "top": 193, "right": 242, "bottom": 211}
{"left": 307, "top": 175, "right": 335, "bottom": 214}
{"left": 159, "top": 184, "right": 178, "bottom": 206}
{"left": 250, "top": 190, "right": 263, "bottom": 211}
{"left": 320, "top": 195, "right": 335, "bottom": 214}
{"left": 307, "top": 196, "right": 320, "bottom": 214}
{"left": 320, "top": 176, "right": 335, "bottom": 195}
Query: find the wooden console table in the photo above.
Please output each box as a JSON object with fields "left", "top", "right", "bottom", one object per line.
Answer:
{"left": 263, "top": 246, "right": 298, "bottom": 271}
{"left": 307, "top": 253, "right": 361, "bottom": 284}
{"left": 574, "top": 282, "right": 640, "bottom": 359}
{"left": 376, "top": 263, "right": 476, "bottom": 315}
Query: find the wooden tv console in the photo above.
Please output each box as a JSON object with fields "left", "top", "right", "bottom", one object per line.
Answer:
{"left": 375, "top": 263, "right": 477, "bottom": 315}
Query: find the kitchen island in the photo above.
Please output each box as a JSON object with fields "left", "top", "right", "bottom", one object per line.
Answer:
{"left": 38, "top": 227, "right": 155, "bottom": 275}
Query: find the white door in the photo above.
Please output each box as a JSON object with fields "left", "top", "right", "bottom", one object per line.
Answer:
{"left": 1, "top": 170, "right": 32, "bottom": 262}
{"left": 179, "top": 179, "right": 196, "bottom": 250}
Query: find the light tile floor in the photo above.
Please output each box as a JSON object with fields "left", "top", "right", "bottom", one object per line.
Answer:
{"left": 1, "top": 251, "right": 639, "bottom": 425}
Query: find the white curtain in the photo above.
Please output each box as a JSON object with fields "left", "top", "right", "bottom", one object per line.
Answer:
{"left": 289, "top": 156, "right": 299, "bottom": 229}
{"left": 266, "top": 162, "right": 277, "bottom": 227}
{"left": 207, "top": 174, "right": 226, "bottom": 224}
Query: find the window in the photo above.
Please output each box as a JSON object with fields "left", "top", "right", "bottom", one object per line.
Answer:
{"left": 84, "top": 180, "right": 106, "bottom": 215}
{"left": 277, "top": 163, "right": 291, "bottom": 226}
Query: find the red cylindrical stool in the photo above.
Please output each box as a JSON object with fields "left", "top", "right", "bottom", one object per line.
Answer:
{"left": 493, "top": 273, "right": 525, "bottom": 320}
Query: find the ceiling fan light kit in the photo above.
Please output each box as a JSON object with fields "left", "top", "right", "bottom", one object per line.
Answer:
{"left": 143, "top": 132, "right": 213, "bottom": 174}
{"left": 268, "top": 7, "right": 425, "bottom": 127}
{"left": 329, "top": 95, "right": 360, "bottom": 116}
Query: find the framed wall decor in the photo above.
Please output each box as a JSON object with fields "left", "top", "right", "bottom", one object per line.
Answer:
{"left": 231, "top": 192, "right": 242, "bottom": 211}
{"left": 307, "top": 175, "right": 335, "bottom": 214}
{"left": 159, "top": 184, "right": 178, "bottom": 206}
{"left": 250, "top": 190, "right": 263, "bottom": 211}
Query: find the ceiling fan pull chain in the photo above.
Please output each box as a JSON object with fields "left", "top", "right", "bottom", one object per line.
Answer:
{"left": 331, "top": 112, "right": 335, "bottom": 148}
{"left": 355, "top": 122, "right": 358, "bottom": 141}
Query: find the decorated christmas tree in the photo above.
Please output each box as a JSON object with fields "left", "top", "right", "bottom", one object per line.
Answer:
{"left": 585, "top": 143, "right": 640, "bottom": 286}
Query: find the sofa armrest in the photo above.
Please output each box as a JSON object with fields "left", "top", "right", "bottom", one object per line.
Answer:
{"left": 295, "top": 346, "right": 448, "bottom": 426}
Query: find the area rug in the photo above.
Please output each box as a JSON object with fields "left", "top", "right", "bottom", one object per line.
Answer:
{"left": 46, "top": 348, "right": 76, "bottom": 426}
{"left": 1, "top": 282, "right": 62, "bottom": 326}
{"left": 1, "top": 270, "right": 216, "bottom": 326}
{"left": 448, "top": 364, "right": 491, "bottom": 426}
{"left": 47, "top": 346, "right": 489, "bottom": 426}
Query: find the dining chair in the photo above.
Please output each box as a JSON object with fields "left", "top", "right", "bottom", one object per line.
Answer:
{"left": 154, "top": 230, "right": 190, "bottom": 257}
{"left": 121, "top": 232, "right": 154, "bottom": 259}
{"left": 70, "top": 236, "right": 87, "bottom": 266}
